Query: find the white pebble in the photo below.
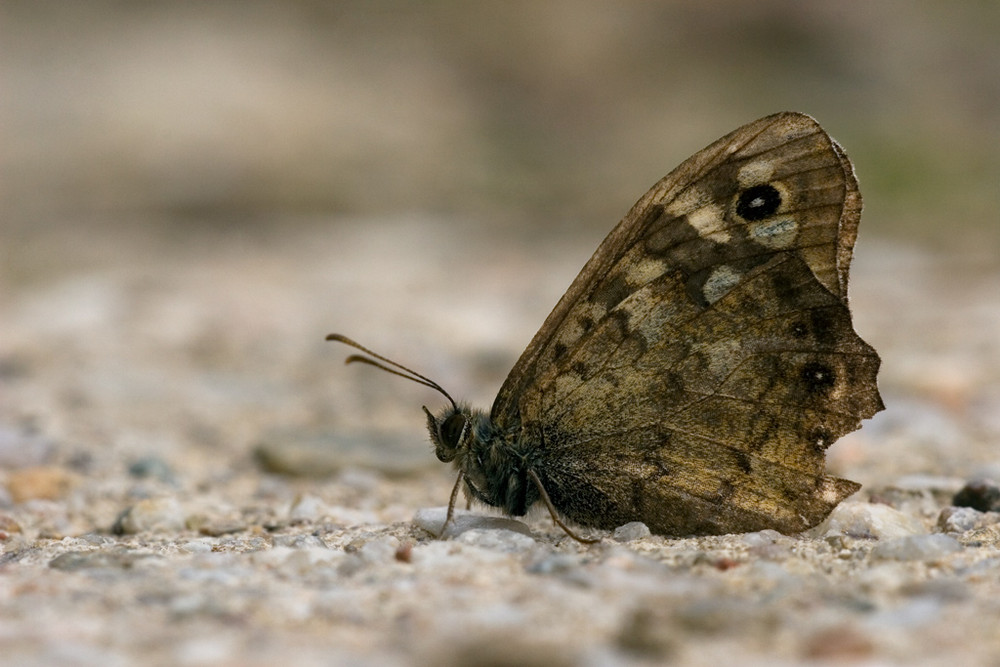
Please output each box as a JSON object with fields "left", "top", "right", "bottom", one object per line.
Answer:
{"left": 819, "top": 502, "right": 926, "bottom": 539}
{"left": 937, "top": 506, "right": 984, "bottom": 533}
{"left": 873, "top": 534, "right": 962, "bottom": 561}
{"left": 613, "top": 521, "right": 651, "bottom": 541}
{"left": 114, "top": 497, "right": 186, "bottom": 534}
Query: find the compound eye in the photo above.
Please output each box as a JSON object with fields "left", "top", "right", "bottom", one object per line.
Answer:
{"left": 441, "top": 413, "right": 467, "bottom": 447}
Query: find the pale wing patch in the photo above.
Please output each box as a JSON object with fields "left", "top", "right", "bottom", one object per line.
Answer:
{"left": 664, "top": 186, "right": 709, "bottom": 216}
{"left": 705, "top": 339, "right": 743, "bottom": 376}
{"left": 737, "top": 160, "right": 775, "bottom": 187}
{"left": 820, "top": 478, "right": 846, "bottom": 504}
{"left": 749, "top": 217, "right": 798, "bottom": 249}
{"left": 624, "top": 256, "right": 668, "bottom": 286}
{"left": 702, "top": 264, "right": 742, "bottom": 304}
{"left": 687, "top": 204, "right": 730, "bottom": 242}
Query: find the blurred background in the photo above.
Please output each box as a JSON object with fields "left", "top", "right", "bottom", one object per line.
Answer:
{"left": 2, "top": 1, "right": 999, "bottom": 480}
{"left": 3, "top": 1, "right": 998, "bottom": 244}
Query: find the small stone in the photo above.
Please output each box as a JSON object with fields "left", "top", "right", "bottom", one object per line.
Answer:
{"left": 0, "top": 425, "right": 55, "bottom": 468}
{"left": 867, "top": 486, "right": 939, "bottom": 518}
{"left": 127, "top": 457, "right": 176, "bottom": 483}
{"left": 49, "top": 550, "right": 154, "bottom": 571}
{"left": 394, "top": 541, "right": 413, "bottom": 563}
{"left": 5, "top": 466, "right": 76, "bottom": 502}
{"left": 526, "top": 553, "right": 581, "bottom": 575}
{"left": 412, "top": 507, "right": 533, "bottom": 538}
{"left": 358, "top": 535, "right": 400, "bottom": 562}
{"left": 937, "top": 506, "right": 985, "bottom": 533}
{"left": 742, "top": 529, "right": 793, "bottom": 559}
{"left": 180, "top": 540, "right": 214, "bottom": 553}
{"left": 818, "top": 501, "right": 927, "bottom": 539}
{"left": 197, "top": 519, "right": 248, "bottom": 537}
{"left": 952, "top": 479, "right": 1000, "bottom": 512}
{"left": 272, "top": 533, "right": 327, "bottom": 549}
{"left": 254, "top": 430, "right": 432, "bottom": 477}
{"left": 673, "top": 598, "right": 775, "bottom": 635}
{"left": 613, "top": 521, "right": 651, "bottom": 541}
{"left": 288, "top": 494, "right": 329, "bottom": 522}
{"left": 802, "top": 624, "right": 874, "bottom": 660}
{"left": 872, "top": 534, "right": 961, "bottom": 561}
{"left": 422, "top": 633, "right": 578, "bottom": 667}
{"left": 0, "top": 513, "right": 23, "bottom": 534}
{"left": 617, "top": 604, "right": 680, "bottom": 659}
{"left": 112, "top": 497, "right": 186, "bottom": 535}
{"left": 457, "top": 528, "right": 537, "bottom": 552}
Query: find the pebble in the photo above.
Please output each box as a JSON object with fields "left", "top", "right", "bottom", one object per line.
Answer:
{"left": 127, "top": 456, "right": 176, "bottom": 483}
{"left": 672, "top": 598, "right": 776, "bottom": 635}
{"left": 819, "top": 501, "right": 927, "bottom": 539}
{"left": 358, "top": 535, "right": 400, "bottom": 562}
{"left": 254, "top": 546, "right": 343, "bottom": 576}
{"left": 952, "top": 479, "right": 1000, "bottom": 512}
{"left": 616, "top": 604, "right": 680, "bottom": 659}
{"left": 288, "top": 493, "right": 329, "bottom": 522}
{"left": 5, "top": 466, "right": 77, "bottom": 503}
{"left": 801, "top": 624, "right": 875, "bottom": 660}
{"left": 412, "top": 507, "right": 533, "bottom": 538}
{"left": 0, "top": 513, "right": 23, "bottom": 535}
{"left": 272, "top": 533, "right": 327, "bottom": 549}
{"left": 937, "top": 506, "right": 985, "bottom": 533}
{"left": 254, "top": 430, "right": 432, "bottom": 477}
{"left": 180, "top": 539, "right": 214, "bottom": 553}
{"left": 111, "top": 497, "right": 186, "bottom": 534}
{"left": 613, "top": 521, "right": 651, "bottom": 541}
{"left": 49, "top": 550, "right": 154, "bottom": 571}
{"left": 0, "top": 425, "right": 55, "bottom": 468}
{"left": 872, "top": 534, "right": 961, "bottom": 561}
{"left": 456, "top": 528, "right": 537, "bottom": 552}
{"left": 867, "top": 486, "right": 940, "bottom": 518}
{"left": 742, "top": 529, "right": 794, "bottom": 559}
{"left": 196, "top": 519, "right": 248, "bottom": 537}
{"left": 526, "top": 553, "right": 582, "bottom": 575}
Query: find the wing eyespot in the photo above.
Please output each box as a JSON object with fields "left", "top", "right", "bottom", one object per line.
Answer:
{"left": 735, "top": 183, "right": 782, "bottom": 221}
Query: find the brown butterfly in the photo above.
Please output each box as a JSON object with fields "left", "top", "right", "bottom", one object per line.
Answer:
{"left": 330, "top": 112, "right": 883, "bottom": 541}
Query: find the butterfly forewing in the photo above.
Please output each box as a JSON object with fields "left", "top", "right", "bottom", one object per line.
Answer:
{"left": 491, "top": 112, "right": 882, "bottom": 535}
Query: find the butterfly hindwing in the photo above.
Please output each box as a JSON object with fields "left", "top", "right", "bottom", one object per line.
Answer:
{"left": 491, "top": 112, "right": 882, "bottom": 535}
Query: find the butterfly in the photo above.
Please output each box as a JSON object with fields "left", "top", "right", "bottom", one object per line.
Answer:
{"left": 330, "top": 112, "right": 884, "bottom": 541}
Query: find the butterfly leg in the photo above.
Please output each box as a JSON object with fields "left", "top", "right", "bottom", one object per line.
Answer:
{"left": 527, "top": 469, "right": 600, "bottom": 544}
{"left": 438, "top": 469, "right": 465, "bottom": 538}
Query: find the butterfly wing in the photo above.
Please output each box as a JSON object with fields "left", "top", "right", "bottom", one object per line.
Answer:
{"left": 491, "top": 112, "right": 883, "bottom": 535}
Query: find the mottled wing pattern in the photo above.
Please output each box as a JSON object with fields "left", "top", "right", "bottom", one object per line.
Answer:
{"left": 491, "top": 112, "right": 883, "bottom": 535}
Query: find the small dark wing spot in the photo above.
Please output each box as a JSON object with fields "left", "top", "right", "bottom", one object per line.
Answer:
{"left": 800, "top": 361, "right": 836, "bottom": 394}
{"left": 808, "top": 427, "right": 835, "bottom": 452}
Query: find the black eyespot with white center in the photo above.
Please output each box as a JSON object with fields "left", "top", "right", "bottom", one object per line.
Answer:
{"left": 736, "top": 184, "right": 782, "bottom": 221}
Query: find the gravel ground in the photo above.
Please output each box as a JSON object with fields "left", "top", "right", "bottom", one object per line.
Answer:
{"left": 2, "top": 218, "right": 999, "bottom": 666}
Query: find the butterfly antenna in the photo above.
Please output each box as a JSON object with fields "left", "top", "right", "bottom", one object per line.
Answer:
{"left": 326, "top": 333, "right": 458, "bottom": 410}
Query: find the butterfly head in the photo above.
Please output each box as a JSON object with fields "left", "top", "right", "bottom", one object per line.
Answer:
{"left": 423, "top": 405, "right": 473, "bottom": 463}
{"left": 327, "top": 332, "right": 481, "bottom": 464}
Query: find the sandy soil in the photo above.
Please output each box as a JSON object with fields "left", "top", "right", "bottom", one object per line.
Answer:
{"left": 2, "top": 218, "right": 999, "bottom": 666}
